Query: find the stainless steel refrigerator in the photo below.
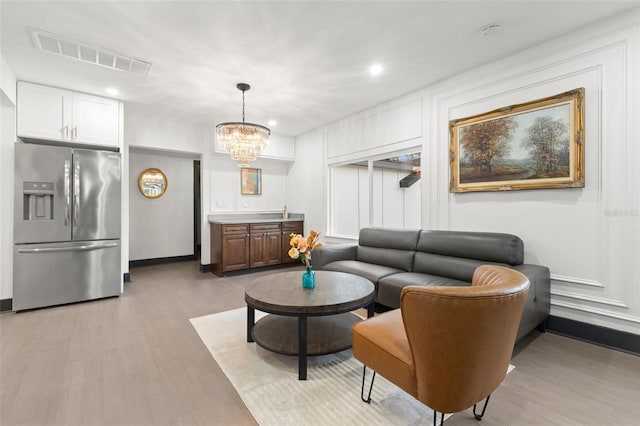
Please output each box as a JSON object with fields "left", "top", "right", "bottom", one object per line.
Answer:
{"left": 13, "top": 143, "right": 121, "bottom": 311}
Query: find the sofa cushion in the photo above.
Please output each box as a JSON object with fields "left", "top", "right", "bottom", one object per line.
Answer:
{"left": 417, "top": 230, "right": 524, "bottom": 266}
{"left": 377, "top": 272, "right": 469, "bottom": 308}
{"left": 356, "top": 228, "right": 420, "bottom": 272}
{"left": 359, "top": 228, "right": 421, "bottom": 251}
{"left": 357, "top": 246, "right": 415, "bottom": 272}
{"left": 323, "top": 260, "right": 403, "bottom": 290}
{"left": 413, "top": 252, "right": 509, "bottom": 282}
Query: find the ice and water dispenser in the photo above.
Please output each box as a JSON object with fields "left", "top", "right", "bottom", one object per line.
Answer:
{"left": 22, "top": 181, "right": 54, "bottom": 221}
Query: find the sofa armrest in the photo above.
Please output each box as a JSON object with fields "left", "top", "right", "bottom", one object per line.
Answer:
{"left": 513, "top": 264, "right": 551, "bottom": 340}
{"left": 311, "top": 244, "right": 358, "bottom": 269}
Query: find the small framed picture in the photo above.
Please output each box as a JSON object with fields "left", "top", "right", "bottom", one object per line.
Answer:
{"left": 240, "top": 167, "right": 262, "bottom": 195}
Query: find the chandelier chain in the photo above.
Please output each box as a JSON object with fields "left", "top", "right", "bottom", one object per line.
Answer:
{"left": 242, "top": 90, "right": 245, "bottom": 123}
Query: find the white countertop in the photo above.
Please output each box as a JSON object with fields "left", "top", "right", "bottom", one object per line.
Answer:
{"left": 208, "top": 213, "right": 304, "bottom": 224}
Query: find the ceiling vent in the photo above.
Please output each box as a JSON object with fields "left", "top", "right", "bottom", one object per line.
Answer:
{"left": 31, "top": 28, "right": 152, "bottom": 76}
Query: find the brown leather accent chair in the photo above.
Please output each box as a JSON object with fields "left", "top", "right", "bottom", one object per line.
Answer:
{"left": 351, "top": 265, "right": 530, "bottom": 425}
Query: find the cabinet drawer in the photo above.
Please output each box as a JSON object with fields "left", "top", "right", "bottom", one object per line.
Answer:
{"left": 222, "top": 224, "right": 249, "bottom": 235}
{"left": 250, "top": 223, "right": 281, "bottom": 234}
{"left": 282, "top": 221, "right": 303, "bottom": 232}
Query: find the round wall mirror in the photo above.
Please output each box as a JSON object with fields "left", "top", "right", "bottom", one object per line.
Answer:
{"left": 138, "top": 168, "right": 168, "bottom": 199}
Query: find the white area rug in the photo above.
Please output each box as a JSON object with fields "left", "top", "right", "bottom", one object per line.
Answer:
{"left": 190, "top": 308, "right": 513, "bottom": 426}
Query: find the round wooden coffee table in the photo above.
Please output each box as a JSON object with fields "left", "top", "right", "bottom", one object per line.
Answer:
{"left": 245, "top": 270, "right": 375, "bottom": 380}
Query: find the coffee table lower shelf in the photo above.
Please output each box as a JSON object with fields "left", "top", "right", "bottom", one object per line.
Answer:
{"left": 251, "top": 313, "right": 361, "bottom": 356}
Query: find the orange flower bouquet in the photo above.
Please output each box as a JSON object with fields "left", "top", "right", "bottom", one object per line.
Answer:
{"left": 289, "top": 230, "right": 322, "bottom": 289}
{"left": 288, "top": 230, "right": 322, "bottom": 267}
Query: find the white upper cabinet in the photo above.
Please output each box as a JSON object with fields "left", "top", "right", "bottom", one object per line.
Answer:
{"left": 17, "top": 81, "right": 121, "bottom": 148}
{"left": 259, "top": 134, "right": 294, "bottom": 161}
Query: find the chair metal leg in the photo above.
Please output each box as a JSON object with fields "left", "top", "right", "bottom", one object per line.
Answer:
{"left": 360, "top": 365, "right": 376, "bottom": 403}
{"left": 473, "top": 394, "right": 491, "bottom": 421}
{"left": 433, "top": 411, "right": 444, "bottom": 426}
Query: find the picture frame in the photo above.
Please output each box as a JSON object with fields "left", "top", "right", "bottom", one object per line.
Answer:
{"left": 449, "top": 88, "right": 584, "bottom": 193}
{"left": 240, "top": 167, "right": 262, "bottom": 195}
{"left": 138, "top": 167, "right": 168, "bottom": 199}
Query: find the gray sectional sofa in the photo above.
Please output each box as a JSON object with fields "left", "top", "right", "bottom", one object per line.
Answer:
{"left": 312, "top": 228, "right": 550, "bottom": 342}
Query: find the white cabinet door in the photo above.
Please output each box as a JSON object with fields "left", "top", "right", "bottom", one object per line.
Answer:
{"left": 72, "top": 93, "right": 120, "bottom": 147}
{"left": 17, "top": 82, "right": 72, "bottom": 141}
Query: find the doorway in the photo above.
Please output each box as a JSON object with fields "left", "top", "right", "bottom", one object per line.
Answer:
{"left": 193, "top": 160, "right": 201, "bottom": 260}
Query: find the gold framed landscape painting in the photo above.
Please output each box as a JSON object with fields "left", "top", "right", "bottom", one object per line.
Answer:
{"left": 241, "top": 167, "right": 262, "bottom": 195}
{"left": 449, "top": 88, "right": 585, "bottom": 193}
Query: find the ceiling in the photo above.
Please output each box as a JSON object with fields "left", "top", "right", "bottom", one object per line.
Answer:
{"left": 1, "top": 1, "right": 638, "bottom": 137}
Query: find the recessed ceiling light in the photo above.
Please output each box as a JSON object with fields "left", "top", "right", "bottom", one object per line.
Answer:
{"left": 480, "top": 24, "right": 502, "bottom": 37}
{"left": 105, "top": 87, "right": 119, "bottom": 96}
{"left": 369, "top": 64, "right": 383, "bottom": 76}
{"left": 268, "top": 120, "right": 277, "bottom": 127}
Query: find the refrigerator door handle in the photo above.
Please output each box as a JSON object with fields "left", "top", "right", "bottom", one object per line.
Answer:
{"left": 64, "top": 160, "right": 71, "bottom": 226}
{"left": 18, "top": 242, "right": 118, "bottom": 254}
{"left": 74, "top": 160, "right": 80, "bottom": 226}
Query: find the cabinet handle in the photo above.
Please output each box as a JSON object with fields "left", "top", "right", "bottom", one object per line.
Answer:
{"left": 63, "top": 125, "right": 69, "bottom": 138}
{"left": 72, "top": 127, "right": 78, "bottom": 139}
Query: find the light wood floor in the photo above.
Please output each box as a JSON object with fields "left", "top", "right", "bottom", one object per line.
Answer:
{"left": 1, "top": 261, "right": 638, "bottom": 425}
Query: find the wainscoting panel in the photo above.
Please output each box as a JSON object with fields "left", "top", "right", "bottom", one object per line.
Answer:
{"left": 551, "top": 289, "right": 628, "bottom": 308}
{"left": 551, "top": 274, "right": 604, "bottom": 288}
{"left": 425, "top": 16, "right": 639, "bottom": 335}
{"left": 326, "top": 96, "right": 422, "bottom": 160}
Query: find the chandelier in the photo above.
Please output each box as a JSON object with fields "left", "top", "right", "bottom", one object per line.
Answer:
{"left": 216, "top": 83, "right": 270, "bottom": 167}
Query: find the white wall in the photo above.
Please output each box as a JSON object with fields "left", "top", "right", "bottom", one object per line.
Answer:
{"left": 294, "top": 12, "right": 640, "bottom": 335}
{"left": 1, "top": 54, "right": 16, "bottom": 105}
{"left": 126, "top": 114, "right": 207, "bottom": 155}
{"left": 325, "top": 96, "right": 423, "bottom": 161}
{"left": 286, "top": 129, "right": 326, "bottom": 236}
{"left": 1, "top": 99, "right": 16, "bottom": 301}
{"left": 0, "top": 54, "right": 17, "bottom": 301}
{"left": 208, "top": 155, "right": 288, "bottom": 213}
{"left": 129, "top": 149, "right": 195, "bottom": 260}
{"left": 427, "top": 15, "right": 639, "bottom": 335}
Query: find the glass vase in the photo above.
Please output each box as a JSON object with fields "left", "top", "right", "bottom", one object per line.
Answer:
{"left": 302, "top": 266, "right": 316, "bottom": 289}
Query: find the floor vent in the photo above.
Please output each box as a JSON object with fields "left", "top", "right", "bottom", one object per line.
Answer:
{"left": 31, "top": 28, "right": 152, "bottom": 76}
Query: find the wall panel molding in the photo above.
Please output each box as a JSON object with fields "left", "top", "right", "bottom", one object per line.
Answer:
{"left": 551, "top": 274, "right": 604, "bottom": 287}
{"left": 551, "top": 289, "right": 628, "bottom": 308}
